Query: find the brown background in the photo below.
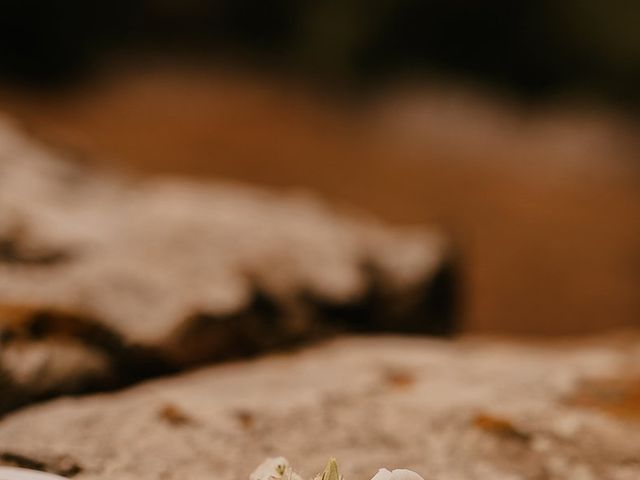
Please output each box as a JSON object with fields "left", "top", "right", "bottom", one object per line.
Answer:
{"left": 2, "top": 66, "right": 639, "bottom": 336}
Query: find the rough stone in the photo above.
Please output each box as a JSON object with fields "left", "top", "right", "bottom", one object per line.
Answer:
{"left": 1, "top": 336, "right": 639, "bottom": 480}
{"left": 0, "top": 118, "right": 455, "bottom": 411}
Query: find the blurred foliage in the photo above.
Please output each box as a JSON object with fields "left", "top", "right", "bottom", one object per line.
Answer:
{"left": 0, "top": 0, "right": 637, "bottom": 105}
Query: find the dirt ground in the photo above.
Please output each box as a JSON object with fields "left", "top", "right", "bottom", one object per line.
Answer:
{"left": 2, "top": 65, "right": 639, "bottom": 335}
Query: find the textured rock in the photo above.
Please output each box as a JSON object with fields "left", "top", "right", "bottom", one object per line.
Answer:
{"left": 1, "top": 336, "right": 639, "bottom": 480}
{"left": 0, "top": 117, "right": 455, "bottom": 411}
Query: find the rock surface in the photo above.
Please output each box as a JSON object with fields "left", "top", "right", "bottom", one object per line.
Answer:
{"left": 1, "top": 336, "right": 639, "bottom": 480}
{"left": 0, "top": 118, "right": 455, "bottom": 411}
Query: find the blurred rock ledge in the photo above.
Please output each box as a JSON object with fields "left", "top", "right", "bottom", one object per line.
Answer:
{"left": 0, "top": 117, "right": 456, "bottom": 413}
{"left": 2, "top": 68, "right": 638, "bottom": 336}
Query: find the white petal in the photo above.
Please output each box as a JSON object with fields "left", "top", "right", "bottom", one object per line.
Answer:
{"left": 370, "top": 468, "right": 393, "bottom": 480}
{"left": 250, "top": 457, "right": 290, "bottom": 480}
{"left": 390, "top": 469, "right": 425, "bottom": 480}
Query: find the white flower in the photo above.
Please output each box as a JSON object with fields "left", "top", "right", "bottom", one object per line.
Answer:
{"left": 250, "top": 457, "right": 302, "bottom": 480}
{"left": 370, "top": 468, "right": 425, "bottom": 480}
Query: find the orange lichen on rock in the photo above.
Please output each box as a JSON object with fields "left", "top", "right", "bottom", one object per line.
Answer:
{"left": 567, "top": 375, "right": 640, "bottom": 421}
{"left": 473, "top": 412, "right": 531, "bottom": 442}
{"left": 383, "top": 369, "right": 416, "bottom": 390}
{"left": 234, "top": 409, "right": 256, "bottom": 430}
{"left": 158, "top": 403, "right": 194, "bottom": 426}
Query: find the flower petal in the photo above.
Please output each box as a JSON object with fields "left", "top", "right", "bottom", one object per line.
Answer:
{"left": 390, "top": 469, "right": 425, "bottom": 480}
{"left": 370, "top": 468, "right": 393, "bottom": 480}
{"left": 250, "top": 457, "right": 291, "bottom": 480}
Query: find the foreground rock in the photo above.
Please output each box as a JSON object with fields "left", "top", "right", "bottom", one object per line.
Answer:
{"left": 0, "top": 118, "right": 455, "bottom": 411}
{"left": 1, "top": 336, "right": 639, "bottom": 480}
